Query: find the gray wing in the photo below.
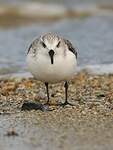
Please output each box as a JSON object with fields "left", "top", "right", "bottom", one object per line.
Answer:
{"left": 64, "top": 39, "right": 77, "bottom": 58}
{"left": 27, "top": 43, "right": 33, "bottom": 54}
{"left": 27, "top": 38, "right": 39, "bottom": 54}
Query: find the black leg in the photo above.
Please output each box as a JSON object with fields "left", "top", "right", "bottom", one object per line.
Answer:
{"left": 61, "top": 81, "right": 74, "bottom": 106}
{"left": 45, "top": 82, "right": 50, "bottom": 104}
{"left": 64, "top": 81, "right": 68, "bottom": 104}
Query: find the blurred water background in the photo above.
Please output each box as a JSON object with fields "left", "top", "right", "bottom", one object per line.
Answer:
{"left": 0, "top": 0, "right": 113, "bottom": 77}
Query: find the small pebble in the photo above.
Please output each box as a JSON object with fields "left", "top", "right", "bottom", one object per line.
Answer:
{"left": 5, "top": 128, "right": 19, "bottom": 137}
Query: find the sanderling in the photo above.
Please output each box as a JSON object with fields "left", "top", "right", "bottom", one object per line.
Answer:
{"left": 27, "top": 32, "right": 77, "bottom": 106}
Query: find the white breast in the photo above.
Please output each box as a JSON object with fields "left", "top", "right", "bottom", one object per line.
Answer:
{"left": 27, "top": 51, "right": 77, "bottom": 83}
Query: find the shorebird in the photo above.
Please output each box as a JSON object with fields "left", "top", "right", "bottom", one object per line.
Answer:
{"left": 27, "top": 33, "right": 77, "bottom": 106}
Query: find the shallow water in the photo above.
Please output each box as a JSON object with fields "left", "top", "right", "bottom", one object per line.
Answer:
{"left": 0, "top": 14, "right": 113, "bottom": 76}
{"left": 0, "top": 0, "right": 113, "bottom": 76}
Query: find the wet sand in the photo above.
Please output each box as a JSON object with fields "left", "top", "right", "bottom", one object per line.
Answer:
{"left": 0, "top": 71, "right": 113, "bottom": 150}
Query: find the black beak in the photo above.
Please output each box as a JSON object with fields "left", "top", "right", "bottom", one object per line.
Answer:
{"left": 48, "top": 50, "right": 55, "bottom": 64}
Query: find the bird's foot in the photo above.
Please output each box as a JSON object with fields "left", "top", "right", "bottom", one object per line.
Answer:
{"left": 44, "top": 101, "right": 50, "bottom": 106}
{"left": 59, "top": 101, "right": 75, "bottom": 107}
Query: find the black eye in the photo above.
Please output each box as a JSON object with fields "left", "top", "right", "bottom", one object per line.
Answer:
{"left": 41, "top": 42, "right": 46, "bottom": 48}
{"left": 56, "top": 41, "right": 60, "bottom": 48}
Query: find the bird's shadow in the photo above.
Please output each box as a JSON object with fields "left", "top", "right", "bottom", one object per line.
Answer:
{"left": 21, "top": 101, "right": 57, "bottom": 112}
{"left": 21, "top": 101, "right": 76, "bottom": 112}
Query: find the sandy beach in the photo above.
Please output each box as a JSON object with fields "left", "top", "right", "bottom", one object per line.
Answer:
{"left": 0, "top": 71, "right": 113, "bottom": 150}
